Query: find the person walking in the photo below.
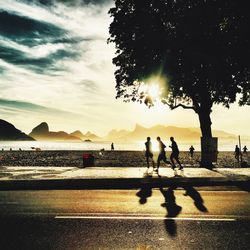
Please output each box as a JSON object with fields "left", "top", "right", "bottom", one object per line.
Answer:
{"left": 111, "top": 142, "right": 114, "bottom": 151}
{"left": 156, "top": 136, "right": 171, "bottom": 174}
{"left": 169, "top": 137, "right": 183, "bottom": 170}
{"left": 189, "top": 145, "right": 195, "bottom": 159}
{"left": 243, "top": 145, "right": 248, "bottom": 154}
{"left": 145, "top": 137, "right": 154, "bottom": 170}
{"left": 234, "top": 145, "right": 240, "bottom": 162}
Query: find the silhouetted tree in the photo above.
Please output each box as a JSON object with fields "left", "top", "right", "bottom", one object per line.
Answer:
{"left": 108, "top": 0, "right": 250, "bottom": 163}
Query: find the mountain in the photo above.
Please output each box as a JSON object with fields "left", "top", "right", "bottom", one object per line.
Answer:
{"left": 105, "top": 129, "right": 130, "bottom": 141}
{"left": 105, "top": 124, "right": 241, "bottom": 142}
{"left": 188, "top": 127, "right": 238, "bottom": 140}
{"left": 70, "top": 130, "right": 85, "bottom": 139}
{"left": 30, "top": 122, "right": 81, "bottom": 141}
{"left": 70, "top": 130, "right": 101, "bottom": 141}
{"left": 83, "top": 131, "right": 100, "bottom": 141}
{"left": 29, "top": 122, "right": 49, "bottom": 138}
{"left": 0, "top": 119, "right": 35, "bottom": 141}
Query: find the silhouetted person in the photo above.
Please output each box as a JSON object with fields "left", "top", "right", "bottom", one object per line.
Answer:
{"left": 169, "top": 137, "right": 183, "bottom": 170}
{"left": 111, "top": 142, "right": 114, "bottom": 151}
{"left": 243, "top": 146, "right": 248, "bottom": 154}
{"left": 234, "top": 145, "right": 240, "bottom": 162}
{"left": 189, "top": 145, "right": 195, "bottom": 158}
{"left": 145, "top": 137, "right": 154, "bottom": 170}
{"left": 156, "top": 136, "right": 170, "bottom": 174}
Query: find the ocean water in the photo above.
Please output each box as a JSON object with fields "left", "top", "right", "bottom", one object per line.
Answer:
{"left": 0, "top": 140, "right": 244, "bottom": 151}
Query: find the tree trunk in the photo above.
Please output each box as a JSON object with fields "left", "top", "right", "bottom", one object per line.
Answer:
{"left": 198, "top": 110, "right": 212, "bottom": 138}
{"left": 198, "top": 103, "right": 214, "bottom": 168}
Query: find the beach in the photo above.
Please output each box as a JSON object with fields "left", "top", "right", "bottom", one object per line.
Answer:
{"left": 0, "top": 150, "right": 249, "bottom": 168}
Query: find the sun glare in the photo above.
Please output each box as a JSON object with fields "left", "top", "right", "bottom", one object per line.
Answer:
{"left": 147, "top": 84, "right": 161, "bottom": 100}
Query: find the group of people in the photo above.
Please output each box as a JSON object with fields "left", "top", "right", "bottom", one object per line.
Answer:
{"left": 145, "top": 136, "right": 183, "bottom": 174}
{"left": 234, "top": 145, "right": 248, "bottom": 162}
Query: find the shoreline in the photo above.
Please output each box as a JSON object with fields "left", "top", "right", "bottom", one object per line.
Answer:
{"left": 0, "top": 150, "right": 249, "bottom": 168}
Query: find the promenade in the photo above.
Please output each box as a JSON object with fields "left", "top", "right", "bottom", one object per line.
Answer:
{"left": 0, "top": 166, "right": 249, "bottom": 190}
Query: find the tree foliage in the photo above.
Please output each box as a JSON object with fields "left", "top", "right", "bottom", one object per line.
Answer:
{"left": 108, "top": 0, "right": 250, "bottom": 116}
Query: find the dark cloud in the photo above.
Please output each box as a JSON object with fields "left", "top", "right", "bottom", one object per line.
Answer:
{"left": 29, "top": 0, "right": 112, "bottom": 7}
{"left": 65, "top": 0, "right": 112, "bottom": 6}
{"left": 0, "top": 11, "right": 65, "bottom": 46}
{"left": 0, "top": 0, "right": 111, "bottom": 75}
{"left": 0, "top": 44, "right": 79, "bottom": 74}
{"left": 0, "top": 98, "right": 78, "bottom": 116}
{"left": 0, "top": 10, "right": 82, "bottom": 73}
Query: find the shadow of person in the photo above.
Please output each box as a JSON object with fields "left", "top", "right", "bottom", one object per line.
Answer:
{"left": 183, "top": 185, "right": 208, "bottom": 212}
{"left": 136, "top": 184, "right": 152, "bottom": 204}
{"left": 160, "top": 186, "right": 182, "bottom": 237}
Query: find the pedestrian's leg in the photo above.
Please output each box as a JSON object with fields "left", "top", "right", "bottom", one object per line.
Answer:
{"left": 156, "top": 155, "right": 161, "bottom": 173}
{"left": 146, "top": 157, "right": 149, "bottom": 169}
{"left": 170, "top": 153, "right": 176, "bottom": 169}
{"left": 152, "top": 157, "right": 155, "bottom": 169}
{"left": 176, "top": 157, "right": 183, "bottom": 170}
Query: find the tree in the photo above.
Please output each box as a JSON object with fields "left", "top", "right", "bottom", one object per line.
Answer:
{"left": 108, "top": 0, "right": 250, "bottom": 165}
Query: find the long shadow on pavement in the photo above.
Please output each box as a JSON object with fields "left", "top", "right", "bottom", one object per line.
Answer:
{"left": 182, "top": 185, "right": 208, "bottom": 212}
{"left": 160, "top": 186, "right": 182, "bottom": 237}
{"left": 136, "top": 182, "right": 209, "bottom": 237}
{"left": 136, "top": 184, "right": 152, "bottom": 204}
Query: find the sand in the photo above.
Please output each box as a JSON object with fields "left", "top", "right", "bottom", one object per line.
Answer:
{"left": 0, "top": 150, "right": 249, "bottom": 168}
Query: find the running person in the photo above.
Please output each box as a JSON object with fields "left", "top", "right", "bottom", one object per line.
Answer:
{"left": 145, "top": 137, "right": 154, "bottom": 170}
{"left": 169, "top": 137, "right": 183, "bottom": 170}
{"left": 156, "top": 136, "right": 170, "bottom": 173}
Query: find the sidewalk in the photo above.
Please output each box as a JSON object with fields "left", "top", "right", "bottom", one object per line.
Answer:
{"left": 0, "top": 166, "right": 249, "bottom": 190}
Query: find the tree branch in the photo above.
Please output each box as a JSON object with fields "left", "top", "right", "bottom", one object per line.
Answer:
{"left": 171, "top": 103, "right": 195, "bottom": 110}
{"left": 162, "top": 100, "right": 195, "bottom": 110}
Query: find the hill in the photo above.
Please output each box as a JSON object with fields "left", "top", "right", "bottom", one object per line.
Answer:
{"left": 30, "top": 122, "right": 81, "bottom": 141}
{"left": 105, "top": 124, "right": 242, "bottom": 142}
{"left": 70, "top": 130, "right": 100, "bottom": 141}
{"left": 0, "top": 119, "right": 35, "bottom": 141}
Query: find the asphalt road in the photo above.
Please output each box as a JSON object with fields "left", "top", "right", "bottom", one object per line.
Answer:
{"left": 0, "top": 188, "right": 249, "bottom": 250}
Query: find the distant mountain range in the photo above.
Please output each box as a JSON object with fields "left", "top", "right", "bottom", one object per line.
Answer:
{"left": 103, "top": 124, "right": 242, "bottom": 142}
{"left": 29, "top": 122, "right": 81, "bottom": 141}
{"left": 70, "top": 130, "right": 100, "bottom": 141}
{"left": 0, "top": 119, "right": 34, "bottom": 141}
{"left": 0, "top": 119, "right": 248, "bottom": 142}
{"left": 29, "top": 122, "right": 100, "bottom": 141}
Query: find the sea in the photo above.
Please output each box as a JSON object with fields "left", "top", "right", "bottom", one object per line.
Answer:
{"left": 0, "top": 140, "right": 244, "bottom": 151}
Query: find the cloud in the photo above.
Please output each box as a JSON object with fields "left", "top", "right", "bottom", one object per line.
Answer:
{"left": 0, "top": 10, "right": 66, "bottom": 41}
{"left": 0, "top": 98, "right": 81, "bottom": 117}
{"left": 0, "top": 0, "right": 124, "bottom": 134}
{"left": 0, "top": 7, "right": 82, "bottom": 73}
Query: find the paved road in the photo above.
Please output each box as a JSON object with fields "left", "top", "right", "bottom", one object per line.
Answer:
{"left": 0, "top": 188, "right": 249, "bottom": 250}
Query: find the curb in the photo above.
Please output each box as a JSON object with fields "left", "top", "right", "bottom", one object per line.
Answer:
{"left": 0, "top": 177, "right": 249, "bottom": 190}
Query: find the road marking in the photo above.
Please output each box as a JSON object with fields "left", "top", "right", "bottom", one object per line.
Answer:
{"left": 55, "top": 215, "right": 236, "bottom": 221}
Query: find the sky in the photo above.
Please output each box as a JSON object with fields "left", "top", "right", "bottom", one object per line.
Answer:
{"left": 0, "top": 0, "right": 249, "bottom": 137}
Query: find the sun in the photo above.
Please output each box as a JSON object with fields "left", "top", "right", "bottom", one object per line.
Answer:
{"left": 139, "top": 75, "right": 168, "bottom": 107}
{"left": 147, "top": 84, "right": 161, "bottom": 100}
